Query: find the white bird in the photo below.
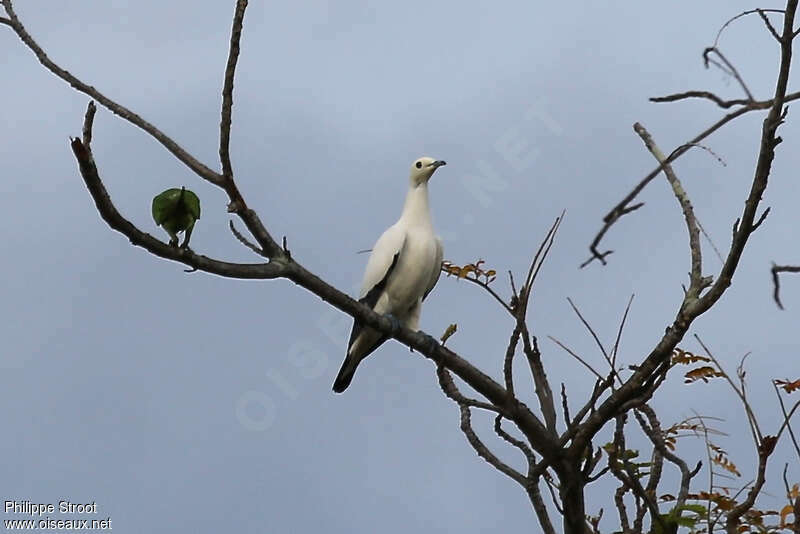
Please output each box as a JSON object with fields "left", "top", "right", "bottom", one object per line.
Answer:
{"left": 333, "top": 156, "right": 446, "bottom": 393}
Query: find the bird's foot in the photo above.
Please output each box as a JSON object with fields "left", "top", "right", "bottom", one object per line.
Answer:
{"left": 168, "top": 237, "right": 179, "bottom": 247}
{"left": 417, "top": 331, "right": 440, "bottom": 354}
{"left": 383, "top": 313, "right": 401, "bottom": 336}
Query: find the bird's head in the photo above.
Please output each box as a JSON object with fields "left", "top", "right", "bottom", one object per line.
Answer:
{"left": 409, "top": 156, "right": 446, "bottom": 187}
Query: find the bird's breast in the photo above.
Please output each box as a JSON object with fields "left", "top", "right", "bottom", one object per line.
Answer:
{"left": 381, "top": 228, "right": 438, "bottom": 314}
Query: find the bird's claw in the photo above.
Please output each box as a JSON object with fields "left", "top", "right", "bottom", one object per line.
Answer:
{"left": 418, "top": 332, "right": 439, "bottom": 354}
{"left": 384, "top": 313, "right": 401, "bottom": 336}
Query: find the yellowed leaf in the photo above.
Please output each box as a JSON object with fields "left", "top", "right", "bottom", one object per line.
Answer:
{"left": 780, "top": 503, "right": 794, "bottom": 527}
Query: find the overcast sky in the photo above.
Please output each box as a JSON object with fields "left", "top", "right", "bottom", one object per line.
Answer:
{"left": 2, "top": 1, "right": 799, "bottom": 532}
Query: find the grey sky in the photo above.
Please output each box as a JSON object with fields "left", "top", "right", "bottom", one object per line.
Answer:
{"left": 2, "top": 1, "right": 798, "bottom": 532}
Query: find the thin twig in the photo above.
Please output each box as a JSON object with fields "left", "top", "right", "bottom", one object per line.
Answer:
{"left": 561, "top": 377, "right": 614, "bottom": 448}
{"left": 634, "top": 123, "right": 704, "bottom": 298}
{"left": 219, "top": 0, "right": 249, "bottom": 179}
{"left": 773, "top": 382, "right": 800, "bottom": 462}
{"left": 771, "top": 263, "right": 800, "bottom": 309}
{"left": 714, "top": 8, "right": 786, "bottom": 46}
{"left": 70, "top": 130, "right": 282, "bottom": 280}
{"left": 776, "top": 397, "right": 800, "bottom": 448}
{"left": 560, "top": 383, "right": 571, "bottom": 428}
{"left": 702, "top": 47, "right": 754, "bottom": 101}
{"left": 757, "top": 8, "right": 783, "bottom": 41}
{"left": 783, "top": 463, "right": 800, "bottom": 533}
{"left": 610, "top": 294, "right": 634, "bottom": 383}
{"left": 82, "top": 101, "right": 96, "bottom": 148}
{"left": 566, "top": 297, "right": 622, "bottom": 386}
{"left": 525, "top": 477, "right": 557, "bottom": 534}
{"left": 694, "top": 413, "right": 717, "bottom": 532}
{"left": 494, "top": 414, "right": 536, "bottom": 464}
{"left": 583, "top": 90, "right": 800, "bottom": 268}
{"left": 229, "top": 220, "right": 266, "bottom": 257}
{"left": 694, "top": 334, "right": 762, "bottom": 445}
{"left": 650, "top": 90, "right": 751, "bottom": 108}
{"left": 542, "top": 473, "right": 564, "bottom": 515}
{"left": 696, "top": 217, "right": 725, "bottom": 265}
{"left": 1, "top": 0, "right": 222, "bottom": 185}
{"left": 724, "top": 437, "right": 773, "bottom": 534}
{"left": 635, "top": 405, "right": 698, "bottom": 511}
{"left": 435, "top": 365, "right": 506, "bottom": 415}
{"left": 521, "top": 327, "right": 557, "bottom": 434}
{"left": 445, "top": 266, "right": 514, "bottom": 315}
{"left": 612, "top": 483, "right": 631, "bottom": 533}
{"left": 518, "top": 212, "right": 564, "bottom": 319}
{"left": 503, "top": 326, "right": 521, "bottom": 397}
{"left": 437, "top": 366, "right": 527, "bottom": 486}
{"left": 547, "top": 336, "right": 604, "bottom": 381}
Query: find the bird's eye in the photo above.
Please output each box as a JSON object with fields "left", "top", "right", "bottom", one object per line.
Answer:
{"left": 415, "top": 161, "right": 422, "bottom": 169}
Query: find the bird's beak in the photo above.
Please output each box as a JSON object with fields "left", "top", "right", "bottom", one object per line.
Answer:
{"left": 429, "top": 160, "right": 447, "bottom": 169}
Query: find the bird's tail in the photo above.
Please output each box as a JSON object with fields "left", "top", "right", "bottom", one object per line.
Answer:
{"left": 333, "top": 324, "right": 387, "bottom": 393}
{"left": 332, "top": 354, "right": 359, "bottom": 393}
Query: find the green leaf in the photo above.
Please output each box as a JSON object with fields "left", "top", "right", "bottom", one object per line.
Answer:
{"left": 152, "top": 187, "right": 201, "bottom": 226}
{"left": 151, "top": 187, "right": 201, "bottom": 246}
{"left": 673, "top": 515, "right": 697, "bottom": 527}
{"left": 182, "top": 189, "right": 201, "bottom": 220}
{"left": 676, "top": 503, "right": 708, "bottom": 515}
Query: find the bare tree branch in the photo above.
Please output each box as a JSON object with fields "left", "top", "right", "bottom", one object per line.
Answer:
{"left": 650, "top": 90, "right": 752, "bottom": 108}
{"left": 219, "top": 0, "right": 248, "bottom": 180}
{"left": 560, "top": 383, "right": 571, "bottom": 428}
{"left": 525, "top": 479, "right": 557, "bottom": 534}
{"left": 437, "top": 366, "right": 528, "bottom": 486}
{"left": 71, "top": 99, "right": 564, "bottom": 467}
{"left": 757, "top": 8, "right": 783, "bottom": 41}
{"left": 783, "top": 463, "right": 800, "bottom": 533}
{"left": 0, "top": 0, "right": 222, "bottom": 186}
{"left": 518, "top": 213, "right": 564, "bottom": 320}
{"left": 583, "top": 90, "right": 800, "bottom": 268}
{"left": 520, "top": 327, "right": 557, "bottom": 434}
{"left": 634, "top": 123, "right": 705, "bottom": 296}
{"left": 71, "top": 136, "right": 284, "bottom": 280}
{"left": 442, "top": 264, "right": 514, "bottom": 315}
{"left": 610, "top": 295, "right": 634, "bottom": 381}
{"left": 773, "top": 382, "right": 800, "bottom": 462}
{"left": 566, "top": 297, "right": 622, "bottom": 386}
{"left": 494, "top": 414, "right": 536, "bottom": 464}
{"left": 547, "top": 336, "right": 604, "bottom": 381}
{"left": 775, "top": 393, "right": 800, "bottom": 450}
{"left": 6, "top": 1, "right": 799, "bottom": 532}
{"left": 82, "top": 100, "right": 95, "bottom": 147}
{"left": 702, "top": 47, "right": 754, "bottom": 101}
{"left": 613, "top": 483, "right": 632, "bottom": 533}
{"left": 724, "top": 436, "right": 775, "bottom": 534}
{"left": 503, "top": 326, "right": 521, "bottom": 397}
{"left": 714, "top": 8, "right": 786, "bottom": 46}
{"left": 606, "top": 415, "right": 665, "bottom": 533}
{"left": 229, "top": 220, "right": 267, "bottom": 257}
{"left": 561, "top": 378, "right": 614, "bottom": 447}
{"left": 694, "top": 335, "right": 762, "bottom": 446}
{"left": 635, "top": 405, "right": 699, "bottom": 512}
{"left": 570, "top": 1, "right": 798, "bottom": 469}
{"left": 772, "top": 263, "right": 800, "bottom": 309}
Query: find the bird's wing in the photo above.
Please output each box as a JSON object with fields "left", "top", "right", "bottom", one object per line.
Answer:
{"left": 422, "top": 236, "right": 444, "bottom": 301}
{"left": 334, "top": 225, "right": 406, "bottom": 393}
{"left": 345, "top": 223, "right": 407, "bottom": 350}
{"left": 358, "top": 223, "right": 407, "bottom": 303}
